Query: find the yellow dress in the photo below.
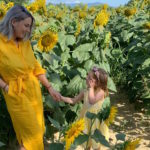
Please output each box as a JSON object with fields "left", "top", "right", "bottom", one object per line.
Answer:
{"left": 0, "top": 34, "right": 46, "bottom": 150}
{"left": 80, "top": 90, "right": 109, "bottom": 149}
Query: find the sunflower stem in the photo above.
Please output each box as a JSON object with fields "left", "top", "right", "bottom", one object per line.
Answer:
{"left": 85, "top": 118, "right": 96, "bottom": 149}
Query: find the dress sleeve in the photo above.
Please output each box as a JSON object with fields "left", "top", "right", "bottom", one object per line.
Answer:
{"left": 27, "top": 40, "right": 46, "bottom": 76}
{"left": 33, "top": 59, "right": 46, "bottom": 76}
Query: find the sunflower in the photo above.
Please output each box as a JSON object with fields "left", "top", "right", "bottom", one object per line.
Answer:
{"left": 65, "top": 119, "right": 85, "bottom": 150}
{"left": 88, "top": 7, "right": 96, "bottom": 15}
{"left": 75, "top": 22, "right": 81, "bottom": 37}
{"left": 125, "top": 139, "right": 141, "bottom": 150}
{"left": 36, "top": 0, "right": 47, "bottom": 15}
{"left": 73, "top": 6, "right": 80, "bottom": 12}
{"left": 79, "top": 11, "right": 87, "bottom": 19}
{"left": 104, "top": 31, "right": 111, "bottom": 48}
{"left": 26, "top": 2, "right": 38, "bottom": 13}
{"left": 6, "top": 2, "right": 14, "bottom": 10}
{"left": 56, "top": 11, "right": 63, "bottom": 21}
{"left": 143, "top": 22, "right": 150, "bottom": 29}
{"left": 124, "top": 8, "right": 136, "bottom": 17}
{"left": 105, "top": 106, "right": 117, "bottom": 126}
{"left": 116, "top": 8, "right": 121, "bottom": 14}
{"left": 38, "top": 31, "right": 58, "bottom": 52}
{"left": 48, "top": 11, "right": 55, "bottom": 18}
{"left": 94, "top": 10, "right": 109, "bottom": 28}
{"left": 103, "top": 4, "right": 108, "bottom": 10}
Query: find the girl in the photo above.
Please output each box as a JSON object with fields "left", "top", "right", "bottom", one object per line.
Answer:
{"left": 61, "top": 66, "right": 109, "bottom": 150}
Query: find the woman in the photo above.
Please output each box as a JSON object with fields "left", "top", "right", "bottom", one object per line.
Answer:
{"left": 0, "top": 5, "right": 61, "bottom": 150}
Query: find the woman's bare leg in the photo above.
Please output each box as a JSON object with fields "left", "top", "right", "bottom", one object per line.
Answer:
{"left": 19, "top": 140, "right": 26, "bottom": 150}
{"left": 19, "top": 146, "right": 26, "bottom": 150}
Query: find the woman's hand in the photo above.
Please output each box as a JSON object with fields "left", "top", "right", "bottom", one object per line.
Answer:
{"left": 5, "top": 85, "right": 9, "bottom": 93}
{"left": 37, "top": 74, "right": 61, "bottom": 101}
{"left": 47, "top": 87, "right": 61, "bottom": 101}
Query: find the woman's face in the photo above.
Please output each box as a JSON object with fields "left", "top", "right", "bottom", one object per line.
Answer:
{"left": 12, "top": 17, "right": 32, "bottom": 39}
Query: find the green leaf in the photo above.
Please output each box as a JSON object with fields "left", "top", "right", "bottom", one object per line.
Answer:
{"left": 121, "top": 30, "right": 128, "bottom": 42}
{"left": 67, "top": 75, "right": 85, "bottom": 95}
{"left": 45, "top": 95, "right": 59, "bottom": 109}
{"left": 99, "top": 62, "right": 110, "bottom": 73}
{"left": 72, "top": 43, "right": 94, "bottom": 63}
{"left": 107, "top": 77, "right": 117, "bottom": 92}
{"left": 49, "top": 73, "right": 62, "bottom": 91}
{"left": 48, "top": 116, "right": 61, "bottom": 129}
{"left": 49, "top": 143, "right": 64, "bottom": 150}
{"left": 102, "top": 97, "right": 110, "bottom": 108}
{"left": 43, "top": 53, "right": 60, "bottom": 65}
{"left": 65, "top": 110, "right": 77, "bottom": 124}
{"left": 116, "top": 133, "right": 126, "bottom": 141}
{"left": 84, "top": 60, "right": 94, "bottom": 72}
{"left": 74, "top": 134, "right": 89, "bottom": 146}
{"left": 65, "top": 35, "right": 76, "bottom": 46}
{"left": 0, "top": 141, "right": 5, "bottom": 147}
{"left": 86, "top": 111, "right": 97, "bottom": 120}
{"left": 92, "top": 129, "right": 110, "bottom": 147}
{"left": 77, "top": 68, "right": 87, "bottom": 78}
{"left": 61, "top": 51, "right": 71, "bottom": 63}
{"left": 58, "top": 32, "right": 67, "bottom": 51}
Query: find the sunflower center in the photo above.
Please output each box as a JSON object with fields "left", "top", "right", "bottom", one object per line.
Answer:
{"left": 41, "top": 34, "right": 51, "bottom": 47}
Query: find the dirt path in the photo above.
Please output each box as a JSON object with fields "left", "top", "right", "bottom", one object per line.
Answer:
{"left": 108, "top": 88, "right": 150, "bottom": 150}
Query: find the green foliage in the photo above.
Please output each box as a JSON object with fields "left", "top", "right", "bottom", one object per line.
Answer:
{"left": 92, "top": 129, "right": 110, "bottom": 147}
{"left": 49, "top": 143, "right": 64, "bottom": 150}
{"left": 0, "top": 92, "right": 16, "bottom": 149}
{"left": 107, "top": 4, "right": 150, "bottom": 106}
{"left": 0, "top": 0, "right": 149, "bottom": 148}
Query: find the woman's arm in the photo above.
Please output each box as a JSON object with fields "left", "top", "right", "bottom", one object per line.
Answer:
{"left": 36, "top": 74, "right": 61, "bottom": 101}
{"left": 61, "top": 91, "right": 84, "bottom": 104}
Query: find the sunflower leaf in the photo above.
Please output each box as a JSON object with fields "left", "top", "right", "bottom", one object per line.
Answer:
{"left": 116, "top": 133, "right": 126, "bottom": 141}
{"left": 92, "top": 129, "right": 110, "bottom": 147}
{"left": 0, "top": 142, "right": 5, "bottom": 147}
{"left": 74, "top": 134, "right": 89, "bottom": 146}
{"left": 48, "top": 116, "right": 61, "bottom": 130}
{"left": 49, "top": 143, "right": 64, "bottom": 150}
{"left": 86, "top": 111, "right": 97, "bottom": 120}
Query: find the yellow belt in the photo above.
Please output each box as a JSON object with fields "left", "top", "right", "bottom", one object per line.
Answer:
{"left": 9, "top": 72, "right": 34, "bottom": 95}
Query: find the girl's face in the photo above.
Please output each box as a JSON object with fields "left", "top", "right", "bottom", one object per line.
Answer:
{"left": 86, "top": 72, "right": 97, "bottom": 88}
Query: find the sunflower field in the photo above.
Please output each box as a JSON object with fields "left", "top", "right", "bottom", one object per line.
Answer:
{"left": 0, "top": 0, "right": 149, "bottom": 149}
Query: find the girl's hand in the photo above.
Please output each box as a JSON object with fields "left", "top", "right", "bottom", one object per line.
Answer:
{"left": 48, "top": 87, "right": 61, "bottom": 101}
{"left": 88, "top": 79, "right": 96, "bottom": 88}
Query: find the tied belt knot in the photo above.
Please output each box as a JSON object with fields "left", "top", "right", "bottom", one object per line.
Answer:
{"left": 8, "top": 72, "right": 34, "bottom": 95}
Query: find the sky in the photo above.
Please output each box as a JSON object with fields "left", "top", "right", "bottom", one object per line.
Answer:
{"left": 46, "top": 0, "right": 130, "bottom": 7}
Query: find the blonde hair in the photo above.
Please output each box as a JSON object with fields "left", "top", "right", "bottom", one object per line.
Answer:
{"left": 0, "top": 5, "right": 35, "bottom": 40}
